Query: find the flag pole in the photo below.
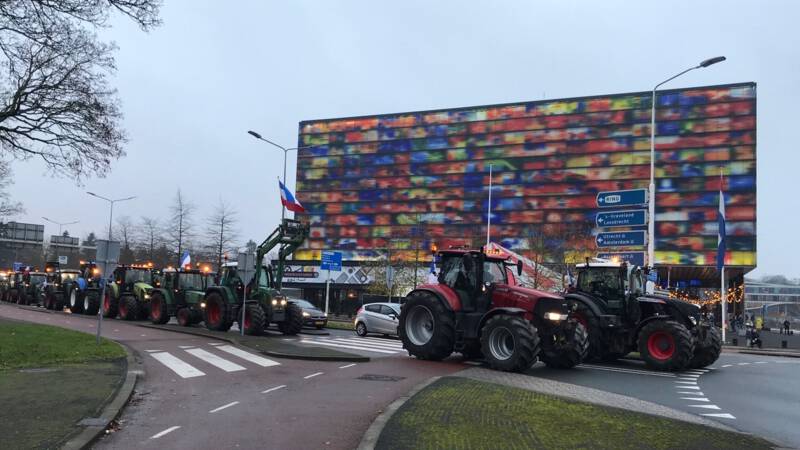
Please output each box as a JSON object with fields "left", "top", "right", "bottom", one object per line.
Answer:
{"left": 719, "top": 168, "right": 726, "bottom": 342}
{"left": 486, "top": 164, "right": 493, "bottom": 248}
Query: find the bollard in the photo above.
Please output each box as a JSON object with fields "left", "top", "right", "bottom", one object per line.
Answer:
{"left": 782, "top": 340, "right": 788, "bottom": 349}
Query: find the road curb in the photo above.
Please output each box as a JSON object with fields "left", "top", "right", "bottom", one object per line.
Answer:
{"left": 729, "top": 349, "right": 800, "bottom": 358}
{"left": 356, "top": 376, "right": 441, "bottom": 450}
{"left": 61, "top": 342, "right": 141, "bottom": 450}
{"left": 137, "top": 323, "right": 369, "bottom": 363}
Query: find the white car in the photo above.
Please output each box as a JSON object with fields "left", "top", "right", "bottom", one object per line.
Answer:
{"left": 354, "top": 302, "right": 401, "bottom": 337}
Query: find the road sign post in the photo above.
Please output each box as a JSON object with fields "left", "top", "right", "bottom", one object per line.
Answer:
{"left": 95, "top": 240, "right": 120, "bottom": 345}
{"left": 321, "top": 251, "right": 342, "bottom": 316}
{"left": 238, "top": 252, "right": 256, "bottom": 336}
{"left": 596, "top": 189, "right": 648, "bottom": 208}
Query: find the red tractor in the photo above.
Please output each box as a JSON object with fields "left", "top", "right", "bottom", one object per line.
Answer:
{"left": 399, "top": 248, "right": 588, "bottom": 372}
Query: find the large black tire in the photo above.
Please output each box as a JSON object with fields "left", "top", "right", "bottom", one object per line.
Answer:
{"left": 118, "top": 295, "right": 140, "bottom": 321}
{"left": 638, "top": 320, "right": 693, "bottom": 371}
{"left": 480, "top": 314, "right": 539, "bottom": 372}
{"left": 572, "top": 303, "right": 605, "bottom": 362}
{"left": 540, "top": 322, "right": 590, "bottom": 369}
{"left": 16, "top": 291, "right": 27, "bottom": 305}
{"left": 277, "top": 303, "right": 303, "bottom": 335}
{"left": 44, "top": 292, "right": 55, "bottom": 310}
{"left": 399, "top": 291, "right": 456, "bottom": 361}
{"left": 149, "top": 292, "right": 170, "bottom": 324}
{"left": 68, "top": 288, "right": 84, "bottom": 313}
{"left": 688, "top": 326, "right": 722, "bottom": 369}
{"left": 83, "top": 291, "right": 100, "bottom": 315}
{"left": 102, "top": 290, "right": 119, "bottom": 318}
{"left": 204, "top": 292, "right": 233, "bottom": 332}
{"left": 240, "top": 303, "right": 266, "bottom": 335}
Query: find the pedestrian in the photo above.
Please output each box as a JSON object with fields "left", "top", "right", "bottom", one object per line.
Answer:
{"left": 785, "top": 319, "right": 791, "bottom": 335}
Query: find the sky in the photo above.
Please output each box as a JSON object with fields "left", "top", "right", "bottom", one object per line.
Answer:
{"left": 8, "top": 0, "right": 800, "bottom": 278}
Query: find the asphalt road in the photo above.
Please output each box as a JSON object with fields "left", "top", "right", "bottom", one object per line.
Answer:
{"left": 0, "top": 304, "right": 463, "bottom": 449}
{"left": 529, "top": 352, "right": 800, "bottom": 448}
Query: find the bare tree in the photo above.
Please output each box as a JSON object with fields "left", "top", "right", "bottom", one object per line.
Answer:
{"left": 0, "top": 160, "right": 23, "bottom": 217}
{"left": 114, "top": 215, "right": 136, "bottom": 263}
{"left": 0, "top": 0, "right": 162, "bottom": 179}
{"left": 204, "top": 199, "right": 239, "bottom": 269}
{"left": 168, "top": 189, "right": 194, "bottom": 265}
{"left": 137, "top": 216, "right": 161, "bottom": 261}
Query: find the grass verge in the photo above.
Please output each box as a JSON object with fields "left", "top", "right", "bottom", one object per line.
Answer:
{"left": 325, "top": 320, "right": 355, "bottom": 331}
{"left": 0, "top": 319, "right": 126, "bottom": 449}
{"left": 377, "top": 377, "right": 773, "bottom": 450}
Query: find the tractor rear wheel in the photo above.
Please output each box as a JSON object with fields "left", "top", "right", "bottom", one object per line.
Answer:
{"left": 204, "top": 292, "right": 232, "bottom": 332}
{"left": 118, "top": 295, "right": 140, "bottom": 321}
{"left": 277, "top": 303, "right": 303, "bottom": 335}
{"left": 102, "top": 291, "right": 119, "bottom": 318}
{"left": 83, "top": 291, "right": 100, "bottom": 315}
{"left": 638, "top": 320, "right": 693, "bottom": 371}
{"left": 69, "top": 289, "right": 83, "bottom": 313}
{"left": 540, "top": 322, "right": 590, "bottom": 369}
{"left": 399, "top": 291, "right": 455, "bottom": 361}
{"left": 240, "top": 304, "right": 266, "bottom": 335}
{"left": 149, "top": 292, "right": 170, "bottom": 324}
{"left": 480, "top": 314, "right": 539, "bottom": 372}
{"left": 688, "top": 326, "right": 722, "bottom": 369}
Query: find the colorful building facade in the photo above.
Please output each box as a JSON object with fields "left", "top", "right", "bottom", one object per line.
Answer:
{"left": 294, "top": 83, "right": 756, "bottom": 278}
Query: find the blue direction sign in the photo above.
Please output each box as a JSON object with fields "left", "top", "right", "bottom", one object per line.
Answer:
{"left": 596, "top": 231, "right": 646, "bottom": 248}
{"left": 321, "top": 250, "right": 342, "bottom": 271}
{"left": 596, "top": 189, "right": 648, "bottom": 208}
{"left": 595, "top": 209, "right": 647, "bottom": 228}
{"left": 597, "top": 252, "right": 646, "bottom": 267}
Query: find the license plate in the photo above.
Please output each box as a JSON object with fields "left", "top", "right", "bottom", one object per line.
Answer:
{"left": 314, "top": 321, "right": 325, "bottom": 326}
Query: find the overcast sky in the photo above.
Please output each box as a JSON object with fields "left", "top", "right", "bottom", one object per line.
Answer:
{"left": 9, "top": 0, "right": 799, "bottom": 278}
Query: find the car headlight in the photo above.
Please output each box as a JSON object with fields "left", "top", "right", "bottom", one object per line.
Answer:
{"left": 302, "top": 311, "right": 310, "bottom": 317}
{"left": 545, "top": 312, "right": 566, "bottom": 321}
{"left": 323, "top": 313, "right": 327, "bottom": 318}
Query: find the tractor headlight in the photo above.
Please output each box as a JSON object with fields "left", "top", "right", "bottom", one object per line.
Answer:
{"left": 200, "top": 302, "right": 206, "bottom": 308}
{"left": 144, "top": 294, "right": 150, "bottom": 299}
{"left": 272, "top": 299, "right": 278, "bottom": 305}
{"left": 302, "top": 311, "right": 310, "bottom": 317}
{"left": 281, "top": 299, "right": 287, "bottom": 306}
{"left": 545, "top": 312, "right": 566, "bottom": 321}
{"left": 688, "top": 316, "right": 697, "bottom": 326}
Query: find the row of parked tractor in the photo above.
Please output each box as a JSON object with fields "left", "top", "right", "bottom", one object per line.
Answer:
{"left": 0, "top": 219, "right": 313, "bottom": 336}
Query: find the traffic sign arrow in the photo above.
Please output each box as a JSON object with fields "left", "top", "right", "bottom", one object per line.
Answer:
{"left": 596, "top": 189, "right": 648, "bottom": 208}
{"left": 595, "top": 231, "right": 646, "bottom": 248}
{"left": 595, "top": 210, "right": 648, "bottom": 228}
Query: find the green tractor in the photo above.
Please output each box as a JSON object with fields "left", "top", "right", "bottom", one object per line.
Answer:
{"left": 41, "top": 266, "right": 81, "bottom": 311}
{"left": 202, "top": 218, "right": 308, "bottom": 336}
{"left": 105, "top": 264, "right": 159, "bottom": 320}
{"left": 149, "top": 267, "right": 214, "bottom": 326}
{"left": 16, "top": 270, "right": 48, "bottom": 306}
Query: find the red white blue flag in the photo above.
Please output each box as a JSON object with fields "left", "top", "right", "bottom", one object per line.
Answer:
{"left": 717, "top": 178, "right": 726, "bottom": 271}
{"left": 279, "top": 180, "right": 305, "bottom": 213}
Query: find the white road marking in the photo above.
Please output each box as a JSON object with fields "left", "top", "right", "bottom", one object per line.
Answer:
{"left": 678, "top": 376, "right": 699, "bottom": 380}
{"left": 721, "top": 364, "right": 732, "bottom": 368}
{"left": 355, "top": 336, "right": 404, "bottom": 346}
{"left": 681, "top": 397, "right": 709, "bottom": 402}
{"left": 338, "top": 363, "right": 356, "bottom": 369}
{"left": 678, "top": 391, "right": 703, "bottom": 395}
{"left": 140, "top": 334, "right": 147, "bottom": 337}
{"left": 685, "top": 370, "right": 706, "bottom": 374}
{"left": 216, "top": 345, "right": 280, "bottom": 367}
{"left": 579, "top": 364, "right": 677, "bottom": 378}
{"left": 675, "top": 381, "right": 697, "bottom": 385}
{"left": 209, "top": 401, "right": 239, "bottom": 413}
{"left": 150, "top": 352, "right": 205, "bottom": 378}
{"left": 674, "top": 386, "right": 700, "bottom": 390}
{"left": 701, "top": 413, "right": 736, "bottom": 419}
{"left": 145, "top": 349, "right": 163, "bottom": 353}
{"left": 185, "top": 348, "right": 246, "bottom": 372}
{"left": 304, "top": 371, "right": 324, "bottom": 379}
{"left": 262, "top": 385, "right": 287, "bottom": 394}
{"left": 299, "top": 340, "right": 397, "bottom": 354}
{"left": 737, "top": 362, "right": 750, "bottom": 366}
{"left": 333, "top": 338, "right": 404, "bottom": 349}
{"left": 150, "top": 426, "right": 181, "bottom": 439}
{"left": 689, "top": 404, "right": 721, "bottom": 410}
{"left": 754, "top": 361, "right": 767, "bottom": 364}
{"left": 209, "top": 342, "right": 223, "bottom": 346}
{"left": 178, "top": 345, "right": 195, "bottom": 349}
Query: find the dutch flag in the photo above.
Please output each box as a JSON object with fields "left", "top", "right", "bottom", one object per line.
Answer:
{"left": 180, "top": 250, "right": 191, "bottom": 268}
{"left": 717, "top": 178, "right": 726, "bottom": 271}
{"left": 427, "top": 256, "right": 438, "bottom": 284}
{"left": 279, "top": 180, "right": 306, "bottom": 213}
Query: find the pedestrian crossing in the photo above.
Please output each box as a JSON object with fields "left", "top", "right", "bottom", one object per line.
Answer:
{"left": 297, "top": 336, "right": 406, "bottom": 355}
{"left": 146, "top": 344, "right": 281, "bottom": 379}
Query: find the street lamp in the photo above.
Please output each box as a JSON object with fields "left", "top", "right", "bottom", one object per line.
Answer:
{"left": 647, "top": 56, "right": 726, "bottom": 269}
{"left": 86, "top": 192, "right": 136, "bottom": 344}
{"left": 247, "top": 130, "right": 313, "bottom": 221}
{"left": 41, "top": 216, "right": 79, "bottom": 236}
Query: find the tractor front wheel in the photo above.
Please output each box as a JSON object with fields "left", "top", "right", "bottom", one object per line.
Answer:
{"left": 277, "top": 303, "right": 303, "bottom": 335}
{"left": 204, "top": 292, "right": 232, "bottom": 332}
{"left": 688, "top": 326, "right": 722, "bottom": 369}
{"left": 399, "top": 291, "right": 456, "bottom": 361}
{"left": 83, "top": 291, "right": 100, "bottom": 315}
{"left": 539, "top": 322, "right": 589, "bottom": 369}
{"left": 480, "top": 314, "right": 540, "bottom": 372}
{"left": 240, "top": 304, "right": 266, "bottom": 335}
{"left": 68, "top": 289, "right": 83, "bottom": 313}
{"left": 149, "top": 292, "right": 170, "bottom": 324}
{"left": 102, "top": 291, "right": 119, "bottom": 318}
{"left": 638, "top": 320, "right": 693, "bottom": 371}
{"left": 119, "top": 295, "right": 140, "bottom": 321}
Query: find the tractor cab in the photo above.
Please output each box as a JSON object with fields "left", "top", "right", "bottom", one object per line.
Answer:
{"left": 113, "top": 264, "right": 155, "bottom": 289}
{"left": 436, "top": 249, "right": 522, "bottom": 313}
{"left": 575, "top": 260, "right": 645, "bottom": 317}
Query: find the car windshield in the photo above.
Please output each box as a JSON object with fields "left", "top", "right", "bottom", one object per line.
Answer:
{"left": 578, "top": 267, "right": 624, "bottom": 300}
{"left": 387, "top": 304, "right": 401, "bottom": 315}
{"left": 125, "top": 269, "right": 151, "bottom": 284}
{"left": 179, "top": 273, "right": 208, "bottom": 290}
{"left": 292, "top": 299, "right": 316, "bottom": 309}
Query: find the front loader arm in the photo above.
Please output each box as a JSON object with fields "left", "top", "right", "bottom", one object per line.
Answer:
{"left": 254, "top": 219, "right": 309, "bottom": 291}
